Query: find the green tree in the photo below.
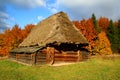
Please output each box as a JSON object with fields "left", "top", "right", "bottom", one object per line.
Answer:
{"left": 107, "top": 20, "right": 119, "bottom": 52}
{"left": 92, "top": 14, "right": 101, "bottom": 33}
{"left": 117, "top": 19, "right": 120, "bottom": 52}
{"left": 118, "top": 20, "right": 120, "bottom": 42}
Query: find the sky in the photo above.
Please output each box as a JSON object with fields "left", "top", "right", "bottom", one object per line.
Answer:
{"left": 0, "top": 0, "right": 120, "bottom": 32}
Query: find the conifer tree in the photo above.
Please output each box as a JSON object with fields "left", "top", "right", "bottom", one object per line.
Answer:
{"left": 117, "top": 19, "right": 120, "bottom": 52}
{"left": 107, "top": 20, "right": 119, "bottom": 52}
{"left": 118, "top": 20, "right": 120, "bottom": 43}
{"left": 92, "top": 14, "right": 101, "bottom": 33}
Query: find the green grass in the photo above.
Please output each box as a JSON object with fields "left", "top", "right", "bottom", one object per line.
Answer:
{"left": 0, "top": 58, "right": 120, "bottom": 80}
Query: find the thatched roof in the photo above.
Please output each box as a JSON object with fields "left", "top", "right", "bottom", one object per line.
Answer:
{"left": 10, "top": 46, "right": 42, "bottom": 53}
{"left": 19, "top": 11, "right": 88, "bottom": 47}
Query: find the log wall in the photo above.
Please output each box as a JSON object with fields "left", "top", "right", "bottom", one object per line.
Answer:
{"left": 9, "top": 50, "right": 89, "bottom": 65}
{"left": 9, "top": 53, "right": 35, "bottom": 64}
{"left": 36, "top": 51, "right": 47, "bottom": 65}
{"left": 9, "top": 51, "right": 47, "bottom": 65}
{"left": 54, "top": 51, "right": 82, "bottom": 63}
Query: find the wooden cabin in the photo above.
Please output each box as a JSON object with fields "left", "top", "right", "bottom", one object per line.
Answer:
{"left": 10, "top": 12, "right": 89, "bottom": 65}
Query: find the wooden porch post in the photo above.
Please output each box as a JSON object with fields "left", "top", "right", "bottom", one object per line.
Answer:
{"left": 46, "top": 47, "right": 55, "bottom": 65}
{"left": 34, "top": 52, "right": 37, "bottom": 65}
{"left": 31, "top": 52, "right": 37, "bottom": 65}
{"left": 77, "top": 50, "right": 82, "bottom": 62}
{"left": 16, "top": 54, "right": 18, "bottom": 60}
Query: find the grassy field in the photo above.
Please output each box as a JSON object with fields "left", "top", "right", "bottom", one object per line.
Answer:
{"left": 0, "top": 58, "right": 120, "bottom": 80}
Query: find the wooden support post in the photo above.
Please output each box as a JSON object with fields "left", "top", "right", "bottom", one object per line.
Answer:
{"left": 16, "top": 54, "right": 18, "bottom": 60}
{"left": 77, "top": 50, "right": 82, "bottom": 62}
{"left": 46, "top": 47, "right": 55, "bottom": 65}
{"left": 31, "top": 53, "right": 36, "bottom": 65}
{"left": 31, "top": 54, "right": 33, "bottom": 65}
{"left": 34, "top": 53, "right": 37, "bottom": 65}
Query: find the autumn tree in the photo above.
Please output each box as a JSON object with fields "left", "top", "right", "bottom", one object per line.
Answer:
{"left": 21, "top": 24, "right": 34, "bottom": 40}
{"left": 0, "top": 29, "right": 13, "bottom": 56}
{"left": 98, "top": 17, "right": 109, "bottom": 32}
{"left": 0, "top": 24, "right": 34, "bottom": 56}
{"left": 11, "top": 25, "right": 23, "bottom": 49}
{"left": 73, "top": 19, "right": 97, "bottom": 51}
{"left": 92, "top": 32, "right": 112, "bottom": 55}
{"left": 73, "top": 17, "right": 113, "bottom": 55}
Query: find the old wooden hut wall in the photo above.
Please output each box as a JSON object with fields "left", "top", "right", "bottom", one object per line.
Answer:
{"left": 9, "top": 52, "right": 47, "bottom": 65}
{"left": 9, "top": 47, "right": 89, "bottom": 65}
{"left": 54, "top": 51, "right": 82, "bottom": 62}
{"left": 45, "top": 47, "right": 83, "bottom": 63}
{"left": 9, "top": 53, "right": 35, "bottom": 64}
{"left": 35, "top": 50, "right": 47, "bottom": 65}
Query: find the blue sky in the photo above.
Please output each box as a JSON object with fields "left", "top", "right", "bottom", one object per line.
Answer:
{"left": 0, "top": 0, "right": 120, "bottom": 32}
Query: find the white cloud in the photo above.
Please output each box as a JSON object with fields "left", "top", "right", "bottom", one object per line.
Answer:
{"left": 56, "top": 0, "right": 120, "bottom": 20}
{"left": 37, "top": 16, "right": 44, "bottom": 21}
{"left": 0, "top": 11, "right": 8, "bottom": 19}
{"left": 48, "top": 7, "right": 58, "bottom": 13}
{"left": 51, "top": 8, "right": 57, "bottom": 13}
{"left": 9, "top": 17, "right": 15, "bottom": 22}
{"left": 0, "top": 0, "right": 46, "bottom": 32}
{"left": 11, "top": 0, "right": 46, "bottom": 8}
{"left": 0, "top": 11, "right": 9, "bottom": 32}
{"left": 46, "top": 1, "right": 58, "bottom": 14}
{"left": 56, "top": 0, "right": 115, "bottom": 7}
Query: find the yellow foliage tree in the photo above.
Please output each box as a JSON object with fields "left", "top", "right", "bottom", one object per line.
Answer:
{"left": 92, "top": 32, "right": 112, "bottom": 55}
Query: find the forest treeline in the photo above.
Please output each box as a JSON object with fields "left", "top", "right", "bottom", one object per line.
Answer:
{"left": 0, "top": 14, "right": 120, "bottom": 56}
{"left": 0, "top": 24, "right": 34, "bottom": 56}
{"left": 73, "top": 14, "right": 120, "bottom": 54}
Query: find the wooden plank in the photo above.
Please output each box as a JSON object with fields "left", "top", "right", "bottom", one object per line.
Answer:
{"left": 55, "top": 55, "right": 78, "bottom": 58}
{"left": 36, "top": 58, "right": 46, "bottom": 60}
{"left": 36, "top": 55, "right": 46, "bottom": 58}
{"left": 55, "top": 53, "right": 75, "bottom": 55}
{"left": 55, "top": 57, "right": 77, "bottom": 61}
{"left": 36, "top": 59, "right": 47, "bottom": 62}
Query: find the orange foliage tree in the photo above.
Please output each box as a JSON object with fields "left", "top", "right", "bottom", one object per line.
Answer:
{"left": 0, "top": 24, "right": 34, "bottom": 56}
{"left": 73, "top": 18, "right": 97, "bottom": 51}
{"left": 98, "top": 17, "right": 109, "bottom": 32}
{"left": 0, "top": 29, "right": 13, "bottom": 56}
{"left": 73, "top": 17, "right": 112, "bottom": 55}
{"left": 21, "top": 24, "right": 34, "bottom": 39}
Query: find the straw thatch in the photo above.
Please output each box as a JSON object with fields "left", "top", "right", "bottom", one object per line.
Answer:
{"left": 19, "top": 11, "right": 88, "bottom": 47}
{"left": 10, "top": 46, "right": 42, "bottom": 53}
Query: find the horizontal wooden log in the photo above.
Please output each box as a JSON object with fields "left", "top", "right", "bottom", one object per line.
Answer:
{"left": 55, "top": 55, "right": 78, "bottom": 58}
{"left": 37, "top": 53, "right": 46, "bottom": 55}
{"left": 36, "top": 55, "right": 46, "bottom": 57}
{"left": 55, "top": 59, "right": 77, "bottom": 62}
{"left": 55, "top": 57, "right": 77, "bottom": 60}
{"left": 55, "top": 53, "right": 78, "bottom": 56}
{"left": 36, "top": 59, "right": 47, "bottom": 62}
{"left": 36, "top": 57, "right": 46, "bottom": 60}
{"left": 9, "top": 55, "right": 16, "bottom": 58}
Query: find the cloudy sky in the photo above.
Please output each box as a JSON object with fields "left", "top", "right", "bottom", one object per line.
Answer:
{"left": 0, "top": 0, "right": 120, "bottom": 32}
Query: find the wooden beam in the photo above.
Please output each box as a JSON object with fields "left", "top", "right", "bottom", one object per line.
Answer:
{"left": 46, "top": 47, "right": 55, "bottom": 65}
{"left": 77, "top": 50, "right": 82, "bottom": 62}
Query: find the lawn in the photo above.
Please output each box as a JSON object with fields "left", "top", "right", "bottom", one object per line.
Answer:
{"left": 0, "top": 58, "right": 120, "bottom": 80}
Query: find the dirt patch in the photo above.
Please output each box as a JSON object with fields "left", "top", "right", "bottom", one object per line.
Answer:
{"left": 0, "top": 56, "right": 8, "bottom": 60}
{"left": 51, "top": 62, "right": 76, "bottom": 66}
